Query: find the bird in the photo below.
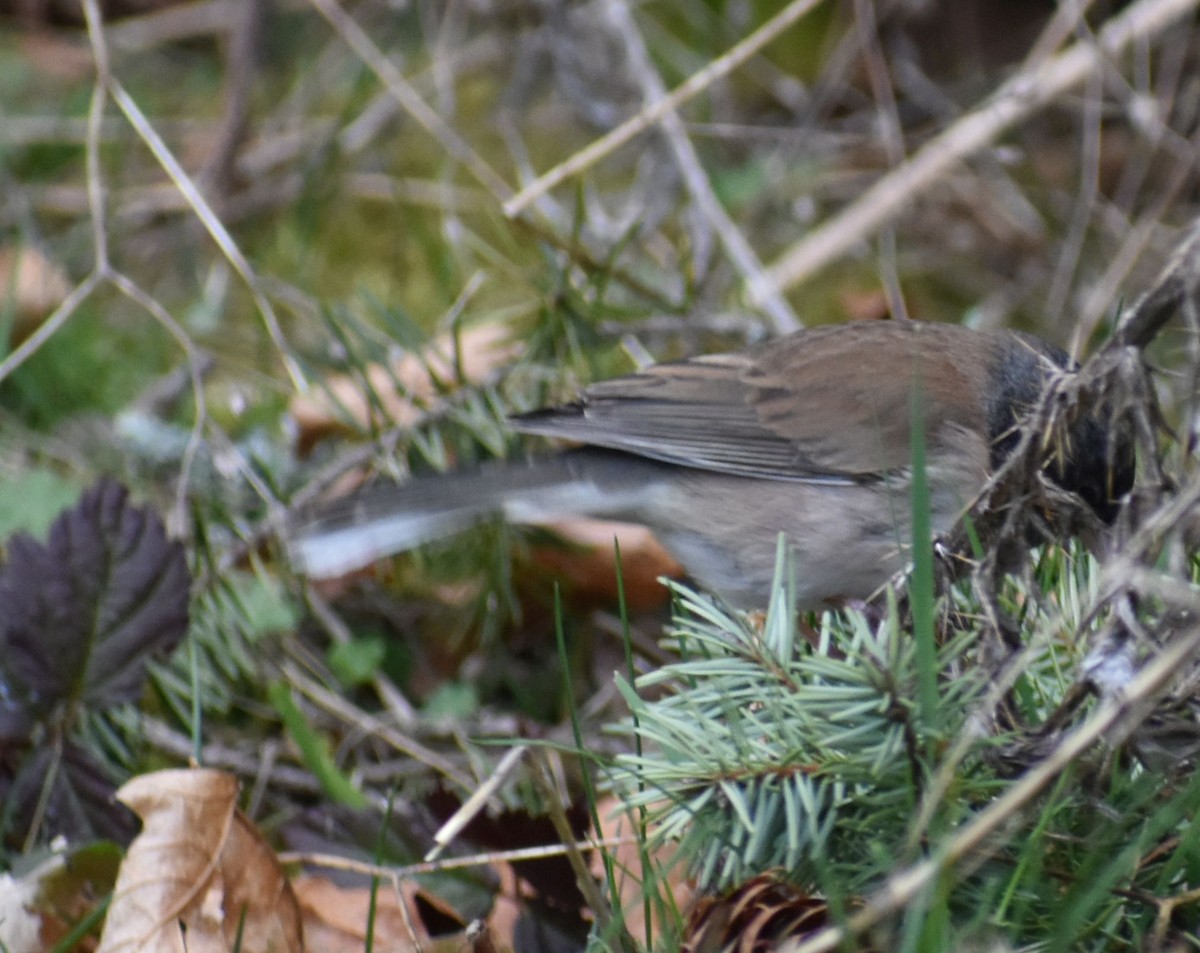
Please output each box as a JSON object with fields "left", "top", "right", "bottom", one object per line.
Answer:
{"left": 287, "top": 320, "right": 1133, "bottom": 609}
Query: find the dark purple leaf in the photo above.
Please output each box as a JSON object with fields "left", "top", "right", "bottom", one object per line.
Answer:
{"left": 1, "top": 741, "right": 138, "bottom": 847}
{"left": 0, "top": 478, "right": 190, "bottom": 716}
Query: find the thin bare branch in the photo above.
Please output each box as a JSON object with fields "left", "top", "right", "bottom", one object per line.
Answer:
{"left": 503, "top": 0, "right": 826, "bottom": 217}
{"left": 307, "top": 0, "right": 514, "bottom": 203}
{"left": 759, "top": 0, "right": 1200, "bottom": 299}
{"left": 600, "top": 0, "right": 801, "bottom": 334}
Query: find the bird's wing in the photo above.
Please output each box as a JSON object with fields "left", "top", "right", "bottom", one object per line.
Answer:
{"left": 511, "top": 323, "right": 997, "bottom": 483}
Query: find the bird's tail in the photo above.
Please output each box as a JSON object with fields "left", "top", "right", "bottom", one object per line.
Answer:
{"left": 287, "top": 449, "right": 661, "bottom": 578}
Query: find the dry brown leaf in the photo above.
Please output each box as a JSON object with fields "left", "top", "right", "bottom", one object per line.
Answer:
{"left": 293, "top": 876, "right": 418, "bottom": 953}
{"left": 291, "top": 322, "right": 522, "bottom": 449}
{"left": 96, "top": 768, "right": 303, "bottom": 953}
{"left": 589, "top": 795, "right": 694, "bottom": 945}
{"left": 480, "top": 865, "right": 524, "bottom": 953}
{"left": 0, "top": 244, "right": 71, "bottom": 338}
{"left": 531, "top": 518, "right": 683, "bottom": 611}
{"left": 293, "top": 875, "right": 476, "bottom": 953}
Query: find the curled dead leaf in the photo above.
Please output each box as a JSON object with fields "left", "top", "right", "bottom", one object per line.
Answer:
{"left": 291, "top": 322, "right": 522, "bottom": 451}
{"left": 294, "top": 874, "right": 484, "bottom": 953}
{"left": 97, "top": 768, "right": 303, "bottom": 953}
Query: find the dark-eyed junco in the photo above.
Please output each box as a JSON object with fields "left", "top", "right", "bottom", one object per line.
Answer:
{"left": 288, "top": 320, "right": 1132, "bottom": 608}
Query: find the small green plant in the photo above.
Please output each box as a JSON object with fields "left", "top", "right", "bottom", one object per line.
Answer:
{"left": 604, "top": 538, "right": 1200, "bottom": 950}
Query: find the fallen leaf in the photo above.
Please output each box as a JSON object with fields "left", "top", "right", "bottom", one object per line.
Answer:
{"left": 531, "top": 518, "right": 683, "bottom": 611}
{"left": 589, "top": 795, "right": 695, "bottom": 945}
{"left": 291, "top": 322, "right": 521, "bottom": 449}
{"left": 294, "top": 874, "right": 475, "bottom": 953}
{"left": 97, "top": 768, "right": 303, "bottom": 953}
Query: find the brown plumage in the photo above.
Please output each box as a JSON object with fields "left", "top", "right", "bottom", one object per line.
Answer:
{"left": 289, "top": 321, "right": 1132, "bottom": 608}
